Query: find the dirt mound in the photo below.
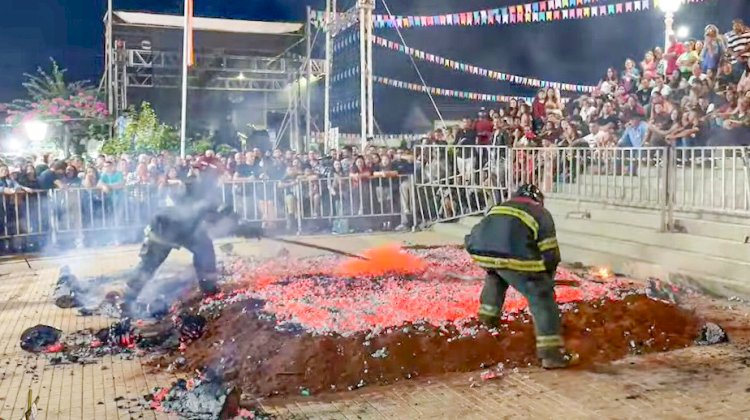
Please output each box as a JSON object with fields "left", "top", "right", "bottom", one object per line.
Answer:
{"left": 178, "top": 294, "right": 700, "bottom": 397}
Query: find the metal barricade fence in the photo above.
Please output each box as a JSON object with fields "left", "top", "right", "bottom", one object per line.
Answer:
{"left": 226, "top": 175, "right": 415, "bottom": 233}
{"left": 413, "top": 144, "right": 511, "bottom": 225}
{"left": 670, "top": 147, "right": 750, "bottom": 216}
{"left": 1, "top": 177, "right": 418, "bottom": 252}
{"left": 0, "top": 191, "right": 51, "bottom": 248}
{"left": 509, "top": 146, "right": 669, "bottom": 209}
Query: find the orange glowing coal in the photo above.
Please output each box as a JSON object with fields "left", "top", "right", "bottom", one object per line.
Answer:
{"left": 594, "top": 266, "right": 612, "bottom": 279}
{"left": 335, "top": 244, "right": 428, "bottom": 277}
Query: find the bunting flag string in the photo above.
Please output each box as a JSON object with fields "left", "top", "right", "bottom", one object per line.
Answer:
{"left": 312, "top": 0, "right": 712, "bottom": 30}
{"left": 310, "top": 0, "right": 649, "bottom": 29}
{"left": 372, "top": 35, "right": 595, "bottom": 93}
{"left": 374, "top": 76, "right": 536, "bottom": 103}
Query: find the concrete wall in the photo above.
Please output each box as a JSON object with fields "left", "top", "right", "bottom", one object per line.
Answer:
{"left": 432, "top": 198, "right": 750, "bottom": 298}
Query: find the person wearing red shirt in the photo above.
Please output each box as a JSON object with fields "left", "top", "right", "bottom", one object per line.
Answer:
{"left": 664, "top": 34, "right": 685, "bottom": 77}
{"left": 475, "top": 109, "right": 494, "bottom": 146}
{"left": 532, "top": 90, "right": 547, "bottom": 120}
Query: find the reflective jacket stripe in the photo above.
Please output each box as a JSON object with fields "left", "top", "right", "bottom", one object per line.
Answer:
{"left": 487, "top": 206, "right": 539, "bottom": 240}
{"left": 536, "top": 335, "right": 564, "bottom": 348}
{"left": 537, "top": 237, "right": 559, "bottom": 252}
{"left": 478, "top": 304, "right": 501, "bottom": 317}
{"left": 470, "top": 254, "right": 546, "bottom": 272}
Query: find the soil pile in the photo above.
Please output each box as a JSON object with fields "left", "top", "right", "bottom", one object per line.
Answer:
{"left": 178, "top": 293, "right": 700, "bottom": 397}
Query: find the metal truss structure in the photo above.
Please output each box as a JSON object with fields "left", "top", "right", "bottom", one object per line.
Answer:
{"left": 105, "top": 11, "right": 327, "bottom": 151}
{"left": 322, "top": 0, "right": 374, "bottom": 152}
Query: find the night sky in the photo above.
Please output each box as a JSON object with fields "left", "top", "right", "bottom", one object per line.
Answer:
{"left": 1, "top": 0, "right": 748, "bottom": 130}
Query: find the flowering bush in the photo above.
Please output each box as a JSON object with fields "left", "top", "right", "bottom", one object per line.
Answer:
{"left": 3, "top": 59, "right": 110, "bottom": 155}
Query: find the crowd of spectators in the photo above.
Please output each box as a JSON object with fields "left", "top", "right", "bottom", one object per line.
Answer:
{"left": 0, "top": 145, "right": 417, "bottom": 252}
{"left": 426, "top": 19, "right": 750, "bottom": 153}
{"left": 4, "top": 18, "right": 750, "bottom": 252}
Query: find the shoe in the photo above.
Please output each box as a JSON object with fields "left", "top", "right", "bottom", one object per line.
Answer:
{"left": 539, "top": 346, "right": 580, "bottom": 369}
{"left": 198, "top": 279, "right": 219, "bottom": 296}
{"left": 478, "top": 314, "right": 500, "bottom": 328}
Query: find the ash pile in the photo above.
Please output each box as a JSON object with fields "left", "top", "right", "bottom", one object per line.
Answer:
{"left": 147, "top": 368, "right": 272, "bottom": 419}
{"left": 53, "top": 265, "right": 198, "bottom": 319}
{"left": 19, "top": 313, "right": 208, "bottom": 365}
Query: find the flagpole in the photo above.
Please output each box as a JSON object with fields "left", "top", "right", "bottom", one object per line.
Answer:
{"left": 179, "top": 0, "right": 191, "bottom": 158}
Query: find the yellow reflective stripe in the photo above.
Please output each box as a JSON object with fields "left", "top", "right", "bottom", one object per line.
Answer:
{"left": 487, "top": 206, "right": 539, "bottom": 239}
{"left": 536, "top": 335, "right": 564, "bottom": 348}
{"left": 538, "top": 237, "right": 559, "bottom": 252}
{"left": 471, "top": 255, "right": 546, "bottom": 272}
{"left": 478, "top": 304, "right": 501, "bottom": 317}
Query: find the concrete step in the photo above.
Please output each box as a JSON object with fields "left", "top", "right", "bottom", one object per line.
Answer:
{"left": 559, "top": 238, "right": 750, "bottom": 298}
{"left": 431, "top": 222, "right": 471, "bottom": 240}
{"left": 557, "top": 228, "right": 750, "bottom": 295}
{"left": 546, "top": 199, "right": 664, "bottom": 230}
{"left": 672, "top": 217, "right": 750, "bottom": 243}
{"left": 444, "top": 212, "right": 749, "bottom": 263}
{"left": 558, "top": 217, "right": 750, "bottom": 263}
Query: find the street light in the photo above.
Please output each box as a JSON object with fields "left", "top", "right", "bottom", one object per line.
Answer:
{"left": 6, "top": 137, "right": 22, "bottom": 152}
{"left": 659, "top": 0, "right": 683, "bottom": 51}
{"left": 24, "top": 121, "right": 49, "bottom": 142}
{"left": 676, "top": 25, "right": 690, "bottom": 39}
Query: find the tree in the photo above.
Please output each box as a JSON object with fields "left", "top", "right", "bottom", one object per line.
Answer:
{"left": 4, "top": 59, "right": 110, "bottom": 156}
{"left": 101, "top": 102, "right": 180, "bottom": 155}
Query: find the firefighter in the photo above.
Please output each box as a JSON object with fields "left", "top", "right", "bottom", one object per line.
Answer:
{"left": 464, "top": 183, "right": 576, "bottom": 369}
{"left": 122, "top": 169, "right": 263, "bottom": 311}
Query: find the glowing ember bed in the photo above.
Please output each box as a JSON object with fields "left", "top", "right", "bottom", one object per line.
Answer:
{"left": 164, "top": 246, "right": 701, "bottom": 397}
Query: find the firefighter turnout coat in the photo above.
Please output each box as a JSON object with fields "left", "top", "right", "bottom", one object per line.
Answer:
{"left": 464, "top": 197, "right": 561, "bottom": 274}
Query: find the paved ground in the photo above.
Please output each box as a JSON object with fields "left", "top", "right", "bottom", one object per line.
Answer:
{"left": 0, "top": 232, "right": 749, "bottom": 419}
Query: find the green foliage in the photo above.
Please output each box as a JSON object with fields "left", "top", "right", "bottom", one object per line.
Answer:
{"left": 101, "top": 102, "right": 179, "bottom": 155}
{"left": 215, "top": 143, "right": 236, "bottom": 156}
{"left": 4, "top": 58, "right": 110, "bottom": 157}
{"left": 22, "top": 58, "right": 94, "bottom": 102}
{"left": 188, "top": 137, "right": 215, "bottom": 155}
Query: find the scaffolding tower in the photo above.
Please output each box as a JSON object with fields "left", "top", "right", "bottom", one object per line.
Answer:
{"left": 104, "top": 10, "right": 325, "bottom": 151}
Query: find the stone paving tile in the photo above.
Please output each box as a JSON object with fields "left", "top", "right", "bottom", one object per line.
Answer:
{"left": 0, "top": 266, "right": 176, "bottom": 420}
{"left": 1, "top": 233, "right": 750, "bottom": 419}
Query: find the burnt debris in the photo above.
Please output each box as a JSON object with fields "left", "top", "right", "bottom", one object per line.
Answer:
{"left": 20, "top": 325, "right": 62, "bottom": 353}
{"left": 696, "top": 322, "right": 729, "bottom": 346}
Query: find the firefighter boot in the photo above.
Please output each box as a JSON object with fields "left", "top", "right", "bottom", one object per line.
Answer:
{"left": 478, "top": 314, "right": 500, "bottom": 328}
{"left": 538, "top": 346, "right": 580, "bottom": 369}
{"left": 198, "top": 278, "right": 220, "bottom": 296}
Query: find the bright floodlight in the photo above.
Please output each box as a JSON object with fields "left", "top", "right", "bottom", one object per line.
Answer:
{"left": 659, "top": 0, "right": 682, "bottom": 14}
{"left": 237, "top": 72, "right": 246, "bottom": 80}
{"left": 24, "top": 120, "right": 49, "bottom": 142}
{"left": 6, "top": 137, "right": 22, "bottom": 152}
{"left": 676, "top": 26, "right": 690, "bottom": 39}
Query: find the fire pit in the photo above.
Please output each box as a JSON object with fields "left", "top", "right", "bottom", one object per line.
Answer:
{"left": 152, "top": 246, "right": 705, "bottom": 400}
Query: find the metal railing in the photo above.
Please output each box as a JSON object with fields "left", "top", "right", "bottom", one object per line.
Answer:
{"left": 411, "top": 145, "right": 750, "bottom": 229}
{"left": 413, "top": 144, "right": 510, "bottom": 224}
{"left": 509, "top": 146, "right": 669, "bottom": 209}
{"left": 0, "top": 176, "right": 417, "bottom": 252}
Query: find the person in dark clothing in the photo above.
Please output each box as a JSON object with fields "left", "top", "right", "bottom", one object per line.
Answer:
{"left": 123, "top": 169, "right": 264, "bottom": 313}
{"left": 464, "top": 184, "right": 577, "bottom": 369}
{"left": 37, "top": 161, "right": 67, "bottom": 190}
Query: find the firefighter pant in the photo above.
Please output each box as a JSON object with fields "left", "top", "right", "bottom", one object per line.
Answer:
{"left": 126, "top": 230, "right": 217, "bottom": 301}
{"left": 479, "top": 269, "right": 563, "bottom": 356}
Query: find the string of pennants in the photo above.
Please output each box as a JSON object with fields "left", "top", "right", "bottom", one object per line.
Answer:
{"left": 374, "top": 76, "right": 536, "bottom": 103}
{"left": 372, "top": 0, "right": 645, "bottom": 28}
{"left": 372, "top": 35, "right": 595, "bottom": 92}
{"left": 331, "top": 66, "right": 360, "bottom": 83}
{"left": 312, "top": 0, "right": 712, "bottom": 29}
{"left": 312, "top": 0, "right": 645, "bottom": 29}
{"left": 332, "top": 98, "right": 361, "bottom": 114}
